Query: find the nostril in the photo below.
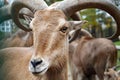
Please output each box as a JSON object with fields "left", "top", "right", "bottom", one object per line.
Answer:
{"left": 31, "top": 59, "right": 43, "bottom": 68}
{"left": 36, "top": 60, "right": 43, "bottom": 65}
{"left": 31, "top": 61, "right": 36, "bottom": 68}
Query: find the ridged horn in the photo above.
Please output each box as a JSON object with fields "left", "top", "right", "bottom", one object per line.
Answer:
{"left": 11, "top": 0, "right": 48, "bottom": 31}
{"left": 56, "top": 0, "right": 120, "bottom": 39}
{"left": 70, "top": 12, "right": 81, "bottom": 20}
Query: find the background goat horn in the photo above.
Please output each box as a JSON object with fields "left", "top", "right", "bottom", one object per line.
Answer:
{"left": 57, "top": 0, "right": 120, "bottom": 39}
{"left": 11, "top": 0, "right": 48, "bottom": 31}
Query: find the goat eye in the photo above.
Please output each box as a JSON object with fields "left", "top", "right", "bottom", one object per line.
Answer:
{"left": 60, "top": 26, "right": 68, "bottom": 33}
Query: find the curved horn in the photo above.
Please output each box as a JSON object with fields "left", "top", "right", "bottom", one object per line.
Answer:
{"left": 69, "top": 29, "right": 81, "bottom": 43}
{"left": 57, "top": 0, "right": 120, "bottom": 39}
{"left": 70, "top": 12, "right": 81, "bottom": 20}
{"left": 69, "top": 29, "right": 92, "bottom": 43}
{"left": 50, "top": 1, "right": 81, "bottom": 21}
{"left": 11, "top": 0, "right": 48, "bottom": 31}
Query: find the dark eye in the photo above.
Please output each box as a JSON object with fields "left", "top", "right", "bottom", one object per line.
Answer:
{"left": 60, "top": 26, "right": 68, "bottom": 33}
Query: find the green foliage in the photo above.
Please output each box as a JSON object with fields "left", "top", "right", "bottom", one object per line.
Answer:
{"left": 114, "top": 41, "right": 120, "bottom": 68}
{"left": 114, "top": 41, "right": 120, "bottom": 45}
{"left": 80, "top": 8, "right": 115, "bottom": 38}
{"left": 80, "top": 9, "right": 96, "bottom": 22}
{"left": 117, "top": 51, "right": 120, "bottom": 69}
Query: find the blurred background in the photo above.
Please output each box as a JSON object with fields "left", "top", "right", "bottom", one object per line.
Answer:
{"left": 0, "top": 0, "right": 120, "bottom": 66}
{"left": 0, "top": 0, "right": 120, "bottom": 39}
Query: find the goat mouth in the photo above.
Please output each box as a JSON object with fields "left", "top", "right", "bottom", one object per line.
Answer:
{"left": 32, "top": 68, "right": 48, "bottom": 75}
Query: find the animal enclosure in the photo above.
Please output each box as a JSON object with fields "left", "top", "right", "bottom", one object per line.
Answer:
{"left": 0, "top": 0, "right": 120, "bottom": 80}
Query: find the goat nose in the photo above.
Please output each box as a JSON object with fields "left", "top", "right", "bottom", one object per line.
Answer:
{"left": 31, "top": 59, "right": 43, "bottom": 68}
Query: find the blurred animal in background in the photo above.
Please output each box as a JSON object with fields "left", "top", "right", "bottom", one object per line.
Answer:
{"left": 69, "top": 29, "right": 117, "bottom": 80}
{"left": 104, "top": 65, "right": 120, "bottom": 80}
{"left": 0, "top": 30, "right": 33, "bottom": 49}
{"left": 0, "top": 0, "right": 120, "bottom": 80}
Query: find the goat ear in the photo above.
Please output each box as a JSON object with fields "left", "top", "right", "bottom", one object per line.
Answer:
{"left": 68, "top": 30, "right": 75, "bottom": 40}
{"left": 23, "top": 14, "right": 33, "bottom": 29}
{"left": 69, "top": 20, "right": 87, "bottom": 31}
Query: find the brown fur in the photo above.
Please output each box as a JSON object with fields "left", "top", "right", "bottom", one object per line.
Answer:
{"left": 0, "top": 47, "right": 34, "bottom": 80}
{"left": 104, "top": 68, "right": 120, "bottom": 80}
{"left": 0, "top": 47, "right": 68, "bottom": 80}
{"left": 0, "top": 30, "right": 33, "bottom": 49}
{"left": 69, "top": 30, "right": 117, "bottom": 80}
{"left": 0, "top": 9, "right": 69, "bottom": 80}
